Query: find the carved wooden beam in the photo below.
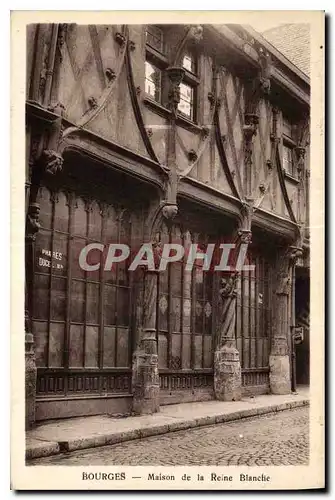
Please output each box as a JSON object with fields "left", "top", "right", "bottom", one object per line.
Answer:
{"left": 243, "top": 113, "right": 259, "bottom": 200}
{"left": 172, "top": 25, "right": 203, "bottom": 66}
{"left": 42, "top": 24, "right": 60, "bottom": 108}
{"left": 214, "top": 106, "right": 240, "bottom": 200}
{"left": 125, "top": 36, "right": 160, "bottom": 165}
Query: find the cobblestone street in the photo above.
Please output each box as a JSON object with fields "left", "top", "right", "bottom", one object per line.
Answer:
{"left": 29, "top": 407, "right": 309, "bottom": 466}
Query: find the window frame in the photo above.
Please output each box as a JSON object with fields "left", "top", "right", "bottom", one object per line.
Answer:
{"left": 282, "top": 141, "right": 295, "bottom": 177}
{"left": 144, "top": 25, "right": 169, "bottom": 106}
{"left": 143, "top": 27, "right": 201, "bottom": 126}
{"left": 178, "top": 81, "right": 196, "bottom": 122}
{"left": 177, "top": 49, "right": 200, "bottom": 123}
{"left": 144, "top": 60, "right": 163, "bottom": 104}
{"left": 281, "top": 114, "right": 298, "bottom": 179}
{"left": 145, "top": 25, "right": 164, "bottom": 53}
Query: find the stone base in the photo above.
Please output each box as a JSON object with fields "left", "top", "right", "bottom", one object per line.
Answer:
{"left": 25, "top": 333, "right": 37, "bottom": 429}
{"left": 132, "top": 349, "right": 160, "bottom": 415}
{"left": 269, "top": 354, "right": 291, "bottom": 394}
{"left": 214, "top": 346, "right": 242, "bottom": 401}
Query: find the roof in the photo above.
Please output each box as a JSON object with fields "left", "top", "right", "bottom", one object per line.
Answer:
{"left": 261, "top": 24, "right": 310, "bottom": 77}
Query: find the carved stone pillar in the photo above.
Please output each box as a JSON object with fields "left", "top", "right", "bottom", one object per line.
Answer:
{"left": 214, "top": 272, "right": 242, "bottom": 401}
{"left": 132, "top": 268, "right": 160, "bottom": 415}
{"left": 269, "top": 246, "right": 301, "bottom": 394}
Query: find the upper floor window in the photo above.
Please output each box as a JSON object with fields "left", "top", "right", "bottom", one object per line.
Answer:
{"left": 144, "top": 26, "right": 199, "bottom": 123}
{"left": 178, "top": 50, "right": 199, "bottom": 122}
{"left": 282, "top": 114, "right": 297, "bottom": 178}
{"left": 145, "top": 25, "right": 167, "bottom": 105}
{"left": 178, "top": 83, "right": 195, "bottom": 120}
{"left": 282, "top": 116, "right": 293, "bottom": 139}
{"left": 146, "top": 25, "right": 164, "bottom": 53}
{"left": 282, "top": 145, "right": 294, "bottom": 176}
{"left": 145, "top": 61, "right": 162, "bottom": 103}
{"left": 182, "top": 53, "right": 197, "bottom": 74}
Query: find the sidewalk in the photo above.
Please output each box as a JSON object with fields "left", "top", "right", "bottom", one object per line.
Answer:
{"left": 26, "top": 387, "right": 309, "bottom": 460}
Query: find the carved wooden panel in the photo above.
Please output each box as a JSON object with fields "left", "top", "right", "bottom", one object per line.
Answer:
{"left": 29, "top": 24, "right": 309, "bottom": 228}
{"left": 36, "top": 370, "right": 132, "bottom": 396}
{"left": 54, "top": 24, "right": 149, "bottom": 157}
{"left": 142, "top": 107, "right": 167, "bottom": 165}
{"left": 242, "top": 368, "right": 269, "bottom": 387}
{"left": 57, "top": 25, "right": 109, "bottom": 120}
{"left": 216, "top": 71, "right": 245, "bottom": 196}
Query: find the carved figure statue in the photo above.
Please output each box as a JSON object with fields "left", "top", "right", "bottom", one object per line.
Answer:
{"left": 217, "top": 272, "right": 238, "bottom": 348}
{"left": 26, "top": 203, "right": 41, "bottom": 241}
{"left": 220, "top": 273, "right": 238, "bottom": 299}
{"left": 41, "top": 149, "right": 64, "bottom": 175}
{"left": 162, "top": 203, "right": 178, "bottom": 220}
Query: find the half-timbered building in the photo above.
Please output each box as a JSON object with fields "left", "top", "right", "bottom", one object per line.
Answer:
{"left": 25, "top": 23, "right": 310, "bottom": 425}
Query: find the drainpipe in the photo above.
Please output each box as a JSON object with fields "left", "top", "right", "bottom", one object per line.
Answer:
{"left": 43, "top": 23, "right": 59, "bottom": 107}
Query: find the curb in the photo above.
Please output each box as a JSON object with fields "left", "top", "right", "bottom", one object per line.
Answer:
{"left": 26, "top": 399, "right": 309, "bottom": 461}
{"left": 26, "top": 441, "right": 60, "bottom": 460}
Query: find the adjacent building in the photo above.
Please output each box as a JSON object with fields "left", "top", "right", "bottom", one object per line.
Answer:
{"left": 25, "top": 23, "right": 310, "bottom": 425}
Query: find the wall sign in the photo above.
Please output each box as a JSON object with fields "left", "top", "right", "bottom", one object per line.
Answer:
{"left": 38, "top": 248, "right": 64, "bottom": 270}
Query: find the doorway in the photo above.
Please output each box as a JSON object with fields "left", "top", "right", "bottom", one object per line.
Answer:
{"left": 295, "top": 269, "right": 310, "bottom": 385}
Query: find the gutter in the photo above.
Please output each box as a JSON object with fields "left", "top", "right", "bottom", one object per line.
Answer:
{"left": 206, "top": 24, "right": 260, "bottom": 69}
{"left": 208, "top": 24, "right": 310, "bottom": 106}
{"left": 242, "top": 25, "right": 310, "bottom": 86}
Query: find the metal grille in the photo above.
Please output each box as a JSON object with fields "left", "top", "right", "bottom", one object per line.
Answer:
{"left": 236, "top": 250, "right": 273, "bottom": 386}
{"left": 157, "top": 223, "right": 214, "bottom": 373}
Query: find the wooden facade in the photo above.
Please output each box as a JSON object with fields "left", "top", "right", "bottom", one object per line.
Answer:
{"left": 25, "top": 23, "right": 310, "bottom": 423}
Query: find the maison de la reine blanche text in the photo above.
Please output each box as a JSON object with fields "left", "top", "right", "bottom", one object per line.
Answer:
{"left": 81, "top": 471, "right": 271, "bottom": 483}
